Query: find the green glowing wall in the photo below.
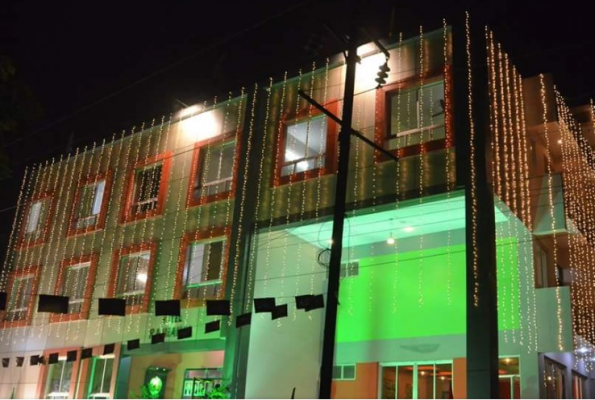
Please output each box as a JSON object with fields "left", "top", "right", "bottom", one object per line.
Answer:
{"left": 336, "top": 239, "right": 519, "bottom": 343}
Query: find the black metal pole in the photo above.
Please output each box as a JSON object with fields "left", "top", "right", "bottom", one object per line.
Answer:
{"left": 452, "top": 14, "right": 499, "bottom": 398}
{"left": 318, "top": 11, "right": 359, "bottom": 400}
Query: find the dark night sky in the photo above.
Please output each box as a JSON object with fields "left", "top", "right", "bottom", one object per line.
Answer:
{"left": 1, "top": 0, "right": 594, "bottom": 252}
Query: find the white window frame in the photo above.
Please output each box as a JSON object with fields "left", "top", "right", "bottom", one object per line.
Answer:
{"left": 282, "top": 115, "right": 327, "bottom": 177}
{"left": 117, "top": 251, "right": 151, "bottom": 299}
{"left": 88, "top": 355, "right": 115, "bottom": 399}
{"left": 133, "top": 163, "right": 163, "bottom": 212}
{"left": 184, "top": 239, "right": 225, "bottom": 297}
{"left": 75, "top": 180, "right": 106, "bottom": 229}
{"left": 45, "top": 357, "right": 72, "bottom": 399}
{"left": 63, "top": 262, "right": 91, "bottom": 312}
{"left": 332, "top": 364, "right": 356, "bottom": 381}
{"left": 197, "top": 141, "right": 235, "bottom": 197}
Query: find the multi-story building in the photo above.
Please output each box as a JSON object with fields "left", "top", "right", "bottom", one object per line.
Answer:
{"left": 0, "top": 16, "right": 594, "bottom": 399}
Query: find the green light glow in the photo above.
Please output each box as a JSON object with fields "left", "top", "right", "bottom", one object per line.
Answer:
{"left": 336, "top": 239, "right": 519, "bottom": 342}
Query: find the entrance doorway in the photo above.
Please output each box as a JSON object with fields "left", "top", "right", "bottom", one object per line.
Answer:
{"left": 380, "top": 362, "right": 453, "bottom": 399}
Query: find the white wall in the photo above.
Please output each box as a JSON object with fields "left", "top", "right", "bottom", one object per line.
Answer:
{"left": 245, "top": 230, "right": 326, "bottom": 399}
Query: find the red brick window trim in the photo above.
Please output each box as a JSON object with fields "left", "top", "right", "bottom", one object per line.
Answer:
{"left": 374, "top": 66, "right": 453, "bottom": 161}
{"left": 273, "top": 99, "right": 340, "bottom": 187}
{"left": 50, "top": 254, "right": 98, "bottom": 323}
{"left": 175, "top": 227, "right": 230, "bottom": 308}
{"left": 0, "top": 266, "right": 40, "bottom": 328}
{"left": 18, "top": 193, "right": 54, "bottom": 249}
{"left": 187, "top": 134, "right": 239, "bottom": 208}
{"left": 121, "top": 152, "right": 172, "bottom": 224}
{"left": 68, "top": 172, "right": 113, "bottom": 237}
{"left": 108, "top": 242, "right": 157, "bottom": 315}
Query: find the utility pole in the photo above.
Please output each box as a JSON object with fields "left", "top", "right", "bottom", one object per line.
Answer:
{"left": 317, "top": 17, "right": 358, "bottom": 396}
{"left": 306, "top": 3, "right": 396, "bottom": 397}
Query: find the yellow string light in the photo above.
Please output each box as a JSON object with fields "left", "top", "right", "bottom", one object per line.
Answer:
{"left": 539, "top": 74, "right": 563, "bottom": 351}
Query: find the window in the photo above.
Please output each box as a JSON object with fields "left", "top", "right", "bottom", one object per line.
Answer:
{"left": 88, "top": 356, "right": 115, "bottom": 399}
{"left": 51, "top": 255, "right": 97, "bottom": 322}
{"left": 122, "top": 153, "right": 171, "bottom": 223}
{"left": 332, "top": 364, "right": 356, "bottom": 381}
{"left": 2, "top": 267, "right": 40, "bottom": 327}
{"left": 45, "top": 359, "right": 74, "bottom": 399}
{"left": 70, "top": 174, "right": 111, "bottom": 235}
{"left": 6, "top": 276, "right": 34, "bottom": 322}
{"left": 380, "top": 362, "right": 452, "bottom": 399}
{"left": 117, "top": 251, "right": 150, "bottom": 306}
{"left": 282, "top": 116, "right": 328, "bottom": 177}
{"left": 572, "top": 372, "right": 586, "bottom": 399}
{"left": 133, "top": 164, "right": 162, "bottom": 213}
{"left": 181, "top": 369, "right": 222, "bottom": 399}
{"left": 64, "top": 263, "right": 89, "bottom": 313}
{"left": 535, "top": 245, "right": 549, "bottom": 288}
{"left": 499, "top": 357, "right": 520, "bottom": 399}
{"left": 545, "top": 357, "right": 566, "bottom": 399}
{"left": 109, "top": 243, "right": 156, "bottom": 314}
{"left": 275, "top": 102, "right": 338, "bottom": 185}
{"left": 386, "top": 81, "right": 445, "bottom": 150}
{"left": 21, "top": 196, "right": 52, "bottom": 246}
{"left": 182, "top": 239, "right": 225, "bottom": 302}
{"left": 190, "top": 140, "right": 235, "bottom": 205}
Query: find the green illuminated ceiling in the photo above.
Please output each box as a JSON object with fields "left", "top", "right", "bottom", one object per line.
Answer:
{"left": 287, "top": 193, "right": 509, "bottom": 248}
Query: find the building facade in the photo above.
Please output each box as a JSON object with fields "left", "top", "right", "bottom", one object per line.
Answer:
{"left": 0, "top": 17, "right": 594, "bottom": 399}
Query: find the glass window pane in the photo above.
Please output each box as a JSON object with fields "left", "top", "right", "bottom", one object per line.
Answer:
{"left": 282, "top": 116, "right": 327, "bottom": 177}
{"left": 204, "top": 241, "right": 224, "bottom": 282}
{"left": 390, "top": 89, "right": 417, "bottom": 134}
{"left": 46, "top": 360, "right": 73, "bottom": 398}
{"left": 91, "top": 180, "right": 106, "bottom": 215}
{"left": 420, "top": 82, "right": 445, "bottom": 129}
{"left": 342, "top": 365, "right": 356, "bottom": 380}
{"left": 388, "top": 81, "right": 445, "bottom": 151}
{"left": 134, "top": 165, "right": 162, "bottom": 211}
{"left": 26, "top": 201, "right": 42, "bottom": 233}
{"left": 417, "top": 365, "right": 435, "bottom": 399}
{"left": 381, "top": 366, "right": 396, "bottom": 399}
{"left": 185, "top": 244, "right": 205, "bottom": 286}
{"left": 397, "top": 366, "right": 414, "bottom": 399}
{"left": 89, "top": 357, "right": 114, "bottom": 397}
{"left": 332, "top": 366, "right": 342, "bottom": 380}
{"left": 118, "top": 252, "right": 150, "bottom": 297}
{"left": 12, "top": 277, "right": 33, "bottom": 310}
{"left": 63, "top": 263, "right": 89, "bottom": 313}
{"left": 436, "top": 363, "right": 453, "bottom": 399}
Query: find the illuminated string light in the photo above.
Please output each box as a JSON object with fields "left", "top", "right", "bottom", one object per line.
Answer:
{"left": 444, "top": 20, "right": 452, "bottom": 307}
{"left": 539, "top": 74, "right": 563, "bottom": 351}
{"left": 516, "top": 74, "right": 538, "bottom": 352}
{"left": 230, "top": 85, "right": 257, "bottom": 323}
{"left": 125, "top": 119, "right": 157, "bottom": 335}
{"left": 96, "top": 130, "right": 129, "bottom": 336}
{"left": 111, "top": 123, "right": 145, "bottom": 336}
{"left": 62, "top": 142, "right": 95, "bottom": 340}
{"left": 245, "top": 78, "right": 274, "bottom": 313}
{"left": 390, "top": 32, "right": 404, "bottom": 314}
{"left": 0, "top": 166, "right": 29, "bottom": 291}
{"left": 263, "top": 71, "right": 288, "bottom": 299}
{"left": 10, "top": 160, "right": 52, "bottom": 344}
{"left": 0, "top": 164, "right": 36, "bottom": 344}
